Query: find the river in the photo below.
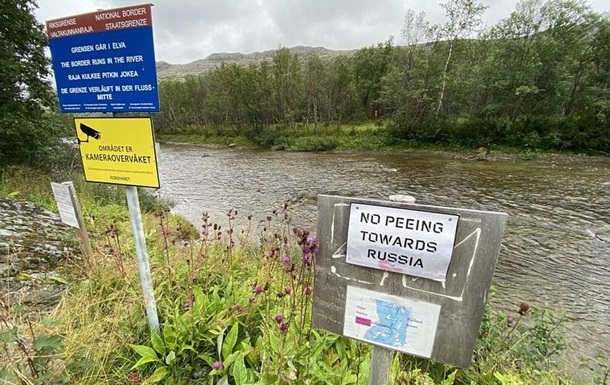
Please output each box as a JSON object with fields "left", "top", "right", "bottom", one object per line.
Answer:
{"left": 157, "top": 143, "right": 610, "bottom": 366}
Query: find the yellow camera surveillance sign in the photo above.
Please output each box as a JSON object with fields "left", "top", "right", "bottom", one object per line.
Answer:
{"left": 74, "top": 117, "right": 160, "bottom": 188}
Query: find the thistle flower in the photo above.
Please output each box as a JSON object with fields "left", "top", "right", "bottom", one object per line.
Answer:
{"left": 302, "top": 256, "right": 312, "bottom": 267}
{"left": 274, "top": 314, "right": 284, "bottom": 324}
{"left": 304, "top": 286, "right": 312, "bottom": 296}
{"left": 307, "top": 236, "right": 320, "bottom": 254}
{"left": 299, "top": 234, "right": 317, "bottom": 252}
{"left": 284, "top": 286, "right": 291, "bottom": 295}
{"left": 279, "top": 322, "right": 289, "bottom": 333}
{"left": 281, "top": 255, "right": 290, "bottom": 264}
{"left": 230, "top": 305, "right": 244, "bottom": 313}
{"left": 518, "top": 302, "right": 530, "bottom": 316}
{"left": 507, "top": 316, "right": 515, "bottom": 326}
{"left": 212, "top": 361, "right": 222, "bottom": 370}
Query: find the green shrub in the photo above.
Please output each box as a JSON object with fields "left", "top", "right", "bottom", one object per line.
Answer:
{"left": 289, "top": 136, "right": 337, "bottom": 151}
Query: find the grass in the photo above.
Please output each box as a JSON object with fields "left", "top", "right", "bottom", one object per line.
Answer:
{"left": 0, "top": 166, "right": 171, "bottom": 229}
{"left": 156, "top": 123, "right": 400, "bottom": 151}
{"left": 1, "top": 167, "right": 606, "bottom": 384}
{"left": 155, "top": 123, "right": 584, "bottom": 157}
{"left": 156, "top": 123, "right": 404, "bottom": 152}
{"left": 0, "top": 166, "right": 59, "bottom": 210}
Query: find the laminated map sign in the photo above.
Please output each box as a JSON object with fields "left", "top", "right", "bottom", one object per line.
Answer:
{"left": 344, "top": 286, "right": 440, "bottom": 358}
{"left": 313, "top": 195, "right": 508, "bottom": 367}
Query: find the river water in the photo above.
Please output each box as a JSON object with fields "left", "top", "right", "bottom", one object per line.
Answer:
{"left": 157, "top": 143, "right": 610, "bottom": 365}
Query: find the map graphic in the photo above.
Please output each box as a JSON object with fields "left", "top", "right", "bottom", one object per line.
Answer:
{"left": 344, "top": 286, "right": 440, "bottom": 358}
{"left": 363, "top": 300, "right": 410, "bottom": 348}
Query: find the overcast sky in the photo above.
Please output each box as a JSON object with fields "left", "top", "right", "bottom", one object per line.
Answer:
{"left": 35, "top": 0, "right": 610, "bottom": 64}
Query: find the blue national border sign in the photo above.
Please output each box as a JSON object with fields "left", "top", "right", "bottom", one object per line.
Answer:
{"left": 46, "top": 4, "right": 160, "bottom": 113}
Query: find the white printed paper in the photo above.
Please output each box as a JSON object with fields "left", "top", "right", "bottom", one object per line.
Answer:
{"left": 51, "top": 182, "right": 79, "bottom": 229}
{"left": 343, "top": 286, "right": 440, "bottom": 358}
{"left": 346, "top": 203, "right": 458, "bottom": 282}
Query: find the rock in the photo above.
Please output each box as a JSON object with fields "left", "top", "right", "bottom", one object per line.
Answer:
{"left": 476, "top": 147, "right": 490, "bottom": 161}
{"left": 389, "top": 195, "right": 416, "bottom": 203}
{"left": 0, "top": 198, "right": 76, "bottom": 311}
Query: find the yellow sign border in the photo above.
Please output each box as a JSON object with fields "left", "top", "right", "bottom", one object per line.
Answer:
{"left": 74, "top": 116, "right": 160, "bottom": 188}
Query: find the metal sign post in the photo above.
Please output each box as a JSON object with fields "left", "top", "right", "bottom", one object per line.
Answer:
{"left": 126, "top": 185, "right": 159, "bottom": 332}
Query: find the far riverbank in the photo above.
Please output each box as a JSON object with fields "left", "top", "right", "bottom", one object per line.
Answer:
{"left": 156, "top": 127, "right": 610, "bottom": 166}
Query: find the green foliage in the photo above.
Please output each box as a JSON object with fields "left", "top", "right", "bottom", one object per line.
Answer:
{"left": 470, "top": 300, "right": 569, "bottom": 376}
{"left": 1, "top": 175, "right": 597, "bottom": 384}
{"left": 288, "top": 136, "right": 338, "bottom": 152}
{"left": 0, "top": 309, "right": 70, "bottom": 385}
{"left": 0, "top": 166, "right": 171, "bottom": 221}
{"left": 0, "top": 0, "right": 72, "bottom": 168}
{"left": 394, "top": 288, "right": 573, "bottom": 385}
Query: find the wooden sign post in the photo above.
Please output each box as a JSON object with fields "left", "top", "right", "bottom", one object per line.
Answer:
{"left": 51, "top": 182, "right": 94, "bottom": 270}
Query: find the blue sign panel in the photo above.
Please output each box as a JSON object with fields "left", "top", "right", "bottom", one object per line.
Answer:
{"left": 46, "top": 5, "right": 160, "bottom": 113}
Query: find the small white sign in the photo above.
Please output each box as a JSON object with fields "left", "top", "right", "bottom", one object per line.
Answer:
{"left": 343, "top": 286, "right": 440, "bottom": 358}
{"left": 51, "top": 182, "right": 79, "bottom": 229}
{"left": 347, "top": 203, "right": 458, "bottom": 282}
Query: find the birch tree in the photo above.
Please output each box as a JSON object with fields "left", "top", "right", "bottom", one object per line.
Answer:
{"left": 435, "top": 0, "right": 487, "bottom": 116}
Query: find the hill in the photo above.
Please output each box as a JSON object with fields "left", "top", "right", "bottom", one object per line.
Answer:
{"left": 155, "top": 45, "right": 353, "bottom": 78}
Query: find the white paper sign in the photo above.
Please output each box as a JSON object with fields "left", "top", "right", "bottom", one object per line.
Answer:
{"left": 347, "top": 203, "right": 458, "bottom": 282}
{"left": 343, "top": 286, "right": 440, "bottom": 358}
{"left": 51, "top": 182, "right": 79, "bottom": 229}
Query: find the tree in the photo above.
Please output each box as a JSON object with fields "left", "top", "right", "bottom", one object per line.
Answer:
{"left": 272, "top": 47, "right": 303, "bottom": 125}
{"left": 587, "top": 16, "right": 610, "bottom": 121}
{"left": 251, "top": 61, "right": 276, "bottom": 128}
{"left": 434, "top": 0, "right": 487, "bottom": 117}
{"left": 327, "top": 56, "right": 359, "bottom": 124}
{"left": 0, "top": 0, "right": 61, "bottom": 167}
{"left": 352, "top": 39, "right": 395, "bottom": 119}
{"left": 303, "top": 55, "right": 328, "bottom": 126}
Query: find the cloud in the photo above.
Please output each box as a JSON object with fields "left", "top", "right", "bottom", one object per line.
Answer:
{"left": 263, "top": 0, "right": 411, "bottom": 48}
{"left": 35, "top": 0, "right": 610, "bottom": 64}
